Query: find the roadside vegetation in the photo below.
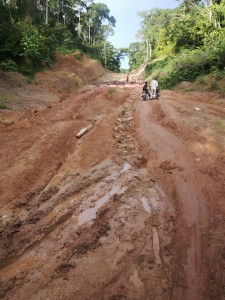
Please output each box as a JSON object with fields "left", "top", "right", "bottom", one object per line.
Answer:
{"left": 128, "top": 0, "right": 225, "bottom": 89}
{"left": 1, "top": 0, "right": 225, "bottom": 89}
{"left": 0, "top": 0, "right": 126, "bottom": 75}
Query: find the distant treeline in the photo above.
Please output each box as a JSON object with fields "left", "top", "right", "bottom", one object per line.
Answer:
{"left": 0, "top": 0, "right": 126, "bottom": 74}
{"left": 128, "top": 0, "right": 225, "bottom": 87}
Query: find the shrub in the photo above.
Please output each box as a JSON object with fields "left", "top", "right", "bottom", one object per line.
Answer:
{"left": 210, "top": 80, "right": 218, "bottom": 90}
{"left": 145, "top": 57, "right": 170, "bottom": 78}
{"left": 0, "top": 21, "right": 57, "bottom": 75}
{"left": 19, "top": 23, "right": 55, "bottom": 72}
{"left": 150, "top": 49, "right": 217, "bottom": 88}
{"left": 107, "top": 88, "right": 116, "bottom": 94}
{"left": 73, "top": 50, "right": 82, "bottom": 60}
{"left": 196, "top": 75, "right": 206, "bottom": 84}
{"left": 0, "top": 59, "right": 18, "bottom": 71}
{"left": 51, "top": 22, "right": 73, "bottom": 48}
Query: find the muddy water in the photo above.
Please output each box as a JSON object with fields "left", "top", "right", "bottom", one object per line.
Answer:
{"left": 121, "top": 162, "right": 132, "bottom": 172}
{"left": 77, "top": 185, "right": 127, "bottom": 225}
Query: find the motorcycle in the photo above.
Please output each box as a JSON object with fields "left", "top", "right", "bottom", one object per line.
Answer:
{"left": 141, "top": 90, "right": 148, "bottom": 101}
{"left": 141, "top": 88, "right": 160, "bottom": 101}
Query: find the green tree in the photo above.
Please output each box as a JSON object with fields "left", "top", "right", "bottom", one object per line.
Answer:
{"left": 128, "top": 42, "right": 144, "bottom": 69}
{"left": 132, "top": 8, "right": 175, "bottom": 65}
{"left": 86, "top": 3, "right": 115, "bottom": 44}
{"left": 0, "top": 0, "right": 120, "bottom": 73}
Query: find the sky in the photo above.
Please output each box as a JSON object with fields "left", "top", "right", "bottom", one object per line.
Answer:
{"left": 93, "top": 0, "right": 179, "bottom": 68}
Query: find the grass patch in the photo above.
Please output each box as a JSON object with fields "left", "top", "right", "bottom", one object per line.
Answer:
{"left": 196, "top": 75, "right": 206, "bottom": 84}
{"left": 210, "top": 80, "right": 218, "bottom": 90}
{"left": 56, "top": 47, "right": 83, "bottom": 60}
{"left": 0, "top": 103, "right": 8, "bottom": 109}
{"left": 215, "top": 121, "right": 225, "bottom": 131}
{"left": 0, "top": 96, "right": 15, "bottom": 109}
{"left": 218, "top": 86, "right": 225, "bottom": 96}
{"left": 1, "top": 96, "right": 15, "bottom": 102}
{"left": 107, "top": 88, "right": 116, "bottom": 94}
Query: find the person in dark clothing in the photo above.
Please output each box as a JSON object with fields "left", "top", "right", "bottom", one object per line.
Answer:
{"left": 142, "top": 82, "right": 150, "bottom": 98}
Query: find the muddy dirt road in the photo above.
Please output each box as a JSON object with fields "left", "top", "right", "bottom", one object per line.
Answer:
{"left": 0, "top": 73, "right": 225, "bottom": 300}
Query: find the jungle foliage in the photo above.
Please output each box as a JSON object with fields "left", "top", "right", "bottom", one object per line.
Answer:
{"left": 129, "top": 0, "right": 225, "bottom": 87}
{"left": 0, "top": 0, "right": 124, "bottom": 74}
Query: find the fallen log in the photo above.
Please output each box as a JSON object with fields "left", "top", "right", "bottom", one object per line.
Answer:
{"left": 76, "top": 124, "right": 93, "bottom": 138}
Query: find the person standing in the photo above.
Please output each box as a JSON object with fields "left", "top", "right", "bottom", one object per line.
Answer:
{"left": 150, "top": 79, "right": 158, "bottom": 98}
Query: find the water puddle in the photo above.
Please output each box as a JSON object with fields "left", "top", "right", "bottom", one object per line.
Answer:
{"left": 77, "top": 185, "right": 127, "bottom": 225}
{"left": 140, "top": 197, "right": 151, "bottom": 213}
{"left": 121, "top": 162, "right": 132, "bottom": 173}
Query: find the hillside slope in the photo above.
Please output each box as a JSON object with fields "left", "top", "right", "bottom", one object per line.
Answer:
{"left": 0, "top": 53, "right": 105, "bottom": 111}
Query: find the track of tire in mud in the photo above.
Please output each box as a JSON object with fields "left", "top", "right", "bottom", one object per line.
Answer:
{"left": 0, "top": 80, "right": 225, "bottom": 300}
{"left": 0, "top": 90, "right": 176, "bottom": 300}
{"left": 135, "top": 91, "right": 225, "bottom": 300}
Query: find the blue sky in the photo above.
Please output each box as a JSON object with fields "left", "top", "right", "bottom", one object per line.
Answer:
{"left": 93, "top": 0, "right": 178, "bottom": 68}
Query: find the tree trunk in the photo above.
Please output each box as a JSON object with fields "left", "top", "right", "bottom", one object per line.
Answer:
{"left": 203, "top": 0, "right": 213, "bottom": 22}
{"left": 146, "top": 38, "right": 149, "bottom": 63}
{"left": 88, "top": 24, "right": 91, "bottom": 43}
{"left": 62, "top": 0, "right": 64, "bottom": 23}
{"left": 57, "top": 0, "right": 59, "bottom": 22}
{"left": 78, "top": 0, "right": 81, "bottom": 36}
{"left": 104, "top": 42, "right": 107, "bottom": 68}
{"left": 149, "top": 41, "right": 152, "bottom": 60}
{"left": 45, "top": 0, "right": 48, "bottom": 24}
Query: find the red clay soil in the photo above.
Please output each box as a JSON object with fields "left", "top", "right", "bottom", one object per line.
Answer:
{"left": 0, "top": 58, "right": 225, "bottom": 300}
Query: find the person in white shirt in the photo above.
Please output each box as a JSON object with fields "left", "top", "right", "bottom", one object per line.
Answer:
{"left": 150, "top": 79, "right": 158, "bottom": 98}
